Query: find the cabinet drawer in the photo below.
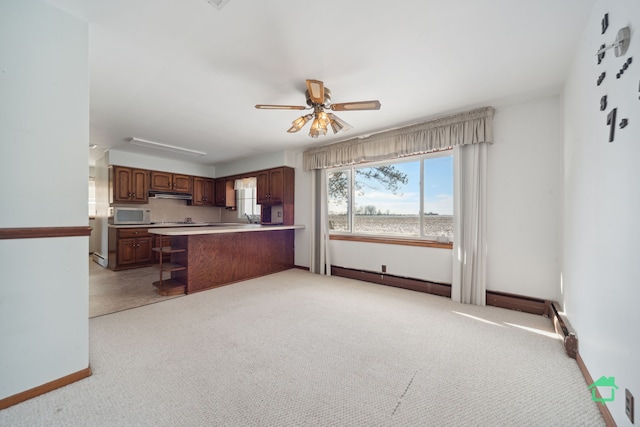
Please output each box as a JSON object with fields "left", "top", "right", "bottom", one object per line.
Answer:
{"left": 118, "top": 228, "right": 152, "bottom": 238}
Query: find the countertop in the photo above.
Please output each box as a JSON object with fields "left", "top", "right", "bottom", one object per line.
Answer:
{"left": 148, "top": 224, "right": 305, "bottom": 236}
{"left": 108, "top": 222, "right": 247, "bottom": 229}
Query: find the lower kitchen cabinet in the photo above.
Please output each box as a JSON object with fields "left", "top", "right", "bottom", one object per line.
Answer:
{"left": 108, "top": 228, "right": 155, "bottom": 270}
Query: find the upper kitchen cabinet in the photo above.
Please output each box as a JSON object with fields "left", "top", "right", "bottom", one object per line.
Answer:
{"left": 257, "top": 167, "right": 293, "bottom": 205}
{"left": 214, "top": 178, "right": 236, "bottom": 209}
{"left": 109, "top": 166, "right": 149, "bottom": 204}
{"left": 150, "top": 171, "right": 193, "bottom": 193}
{"left": 191, "top": 177, "right": 215, "bottom": 206}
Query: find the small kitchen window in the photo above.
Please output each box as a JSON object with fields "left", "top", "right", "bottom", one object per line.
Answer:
{"left": 235, "top": 177, "right": 259, "bottom": 221}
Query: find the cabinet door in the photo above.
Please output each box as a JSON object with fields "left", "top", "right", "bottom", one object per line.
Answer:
{"left": 192, "top": 177, "right": 204, "bottom": 206}
{"left": 256, "top": 170, "right": 270, "bottom": 204}
{"left": 113, "top": 167, "right": 133, "bottom": 202}
{"left": 203, "top": 179, "right": 214, "bottom": 206}
{"left": 173, "top": 174, "right": 192, "bottom": 193}
{"left": 150, "top": 171, "right": 173, "bottom": 191}
{"left": 131, "top": 169, "right": 149, "bottom": 203}
{"left": 118, "top": 238, "right": 137, "bottom": 265}
{"left": 214, "top": 179, "right": 226, "bottom": 207}
{"left": 268, "top": 168, "right": 284, "bottom": 203}
{"left": 225, "top": 179, "right": 236, "bottom": 209}
{"left": 136, "top": 237, "right": 153, "bottom": 263}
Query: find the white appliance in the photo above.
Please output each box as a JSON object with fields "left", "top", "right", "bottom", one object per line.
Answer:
{"left": 111, "top": 207, "right": 151, "bottom": 225}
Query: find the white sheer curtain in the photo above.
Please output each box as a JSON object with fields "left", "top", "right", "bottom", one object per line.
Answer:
{"left": 452, "top": 143, "right": 488, "bottom": 305}
{"left": 309, "top": 169, "right": 331, "bottom": 275}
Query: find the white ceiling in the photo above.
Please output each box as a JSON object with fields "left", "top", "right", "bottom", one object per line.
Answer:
{"left": 46, "top": 0, "right": 596, "bottom": 167}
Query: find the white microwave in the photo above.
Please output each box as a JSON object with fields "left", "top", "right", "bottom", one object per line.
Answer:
{"left": 111, "top": 207, "right": 151, "bottom": 225}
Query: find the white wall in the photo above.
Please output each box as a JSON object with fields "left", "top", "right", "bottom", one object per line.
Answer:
{"left": 321, "top": 98, "right": 563, "bottom": 297}
{"left": 214, "top": 150, "right": 294, "bottom": 177}
{"left": 0, "top": 0, "right": 89, "bottom": 400}
{"left": 486, "top": 97, "right": 562, "bottom": 300}
{"left": 562, "top": 1, "right": 640, "bottom": 424}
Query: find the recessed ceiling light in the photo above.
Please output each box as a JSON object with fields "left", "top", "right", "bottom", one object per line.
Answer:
{"left": 206, "top": 0, "right": 231, "bottom": 10}
{"left": 129, "top": 137, "right": 207, "bottom": 157}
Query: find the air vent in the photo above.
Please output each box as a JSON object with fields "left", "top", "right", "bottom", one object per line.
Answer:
{"left": 206, "top": 0, "right": 231, "bottom": 10}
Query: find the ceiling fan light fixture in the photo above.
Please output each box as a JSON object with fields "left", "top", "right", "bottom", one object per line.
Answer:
{"left": 287, "top": 114, "right": 312, "bottom": 133}
{"left": 309, "top": 116, "right": 328, "bottom": 138}
{"left": 328, "top": 113, "right": 352, "bottom": 134}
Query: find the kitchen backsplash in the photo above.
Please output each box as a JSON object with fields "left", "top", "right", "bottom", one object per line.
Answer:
{"left": 221, "top": 207, "right": 255, "bottom": 224}
{"left": 111, "top": 199, "right": 256, "bottom": 224}
{"left": 109, "top": 199, "right": 222, "bottom": 223}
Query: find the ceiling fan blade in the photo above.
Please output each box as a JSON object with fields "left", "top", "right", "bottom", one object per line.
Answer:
{"left": 306, "top": 80, "right": 325, "bottom": 104}
{"left": 255, "top": 104, "right": 307, "bottom": 110}
{"left": 330, "top": 100, "right": 381, "bottom": 111}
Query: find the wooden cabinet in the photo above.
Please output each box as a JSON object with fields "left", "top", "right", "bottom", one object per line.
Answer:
{"left": 214, "top": 178, "right": 236, "bottom": 208}
{"left": 257, "top": 167, "right": 291, "bottom": 204}
{"left": 191, "top": 177, "right": 215, "bottom": 206}
{"left": 110, "top": 166, "right": 149, "bottom": 203}
{"left": 109, "top": 228, "right": 154, "bottom": 270}
{"left": 150, "top": 171, "right": 193, "bottom": 193}
{"left": 256, "top": 167, "right": 294, "bottom": 225}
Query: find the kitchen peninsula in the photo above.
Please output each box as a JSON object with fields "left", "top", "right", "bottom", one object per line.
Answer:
{"left": 149, "top": 224, "right": 304, "bottom": 295}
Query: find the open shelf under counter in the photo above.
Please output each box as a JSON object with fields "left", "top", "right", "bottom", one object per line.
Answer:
{"left": 148, "top": 225, "right": 304, "bottom": 294}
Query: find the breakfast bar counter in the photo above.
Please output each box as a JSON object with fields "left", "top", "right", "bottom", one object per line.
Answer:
{"left": 149, "top": 224, "right": 304, "bottom": 294}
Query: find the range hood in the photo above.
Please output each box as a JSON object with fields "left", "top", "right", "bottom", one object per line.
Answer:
{"left": 149, "top": 190, "right": 193, "bottom": 200}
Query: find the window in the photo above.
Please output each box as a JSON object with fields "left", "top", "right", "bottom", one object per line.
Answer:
{"left": 327, "top": 152, "right": 453, "bottom": 241}
{"left": 235, "top": 177, "right": 259, "bottom": 222}
{"left": 88, "top": 176, "right": 96, "bottom": 218}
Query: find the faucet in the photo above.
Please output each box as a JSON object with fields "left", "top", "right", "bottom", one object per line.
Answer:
{"left": 245, "top": 213, "right": 252, "bottom": 224}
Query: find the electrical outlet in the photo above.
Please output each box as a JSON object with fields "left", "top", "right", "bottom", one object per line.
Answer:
{"left": 381, "top": 265, "right": 387, "bottom": 273}
{"left": 626, "top": 389, "right": 634, "bottom": 424}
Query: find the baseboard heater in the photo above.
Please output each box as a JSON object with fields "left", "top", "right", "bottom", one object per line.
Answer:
{"left": 330, "top": 266, "right": 452, "bottom": 298}
{"left": 485, "top": 290, "right": 551, "bottom": 316}
{"left": 91, "top": 252, "right": 107, "bottom": 268}
{"left": 549, "top": 302, "right": 578, "bottom": 358}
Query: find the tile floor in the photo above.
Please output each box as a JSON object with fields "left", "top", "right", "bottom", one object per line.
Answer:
{"left": 89, "top": 257, "right": 183, "bottom": 318}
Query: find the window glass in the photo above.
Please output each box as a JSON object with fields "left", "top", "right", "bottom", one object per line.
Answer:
{"left": 353, "top": 162, "right": 420, "bottom": 236}
{"left": 327, "top": 170, "right": 350, "bottom": 231}
{"left": 237, "top": 187, "right": 258, "bottom": 219}
{"left": 327, "top": 152, "right": 453, "bottom": 241}
{"left": 88, "top": 176, "right": 96, "bottom": 217}
{"left": 423, "top": 155, "right": 453, "bottom": 240}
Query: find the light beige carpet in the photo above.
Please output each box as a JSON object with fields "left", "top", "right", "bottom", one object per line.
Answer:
{"left": 2, "top": 269, "right": 604, "bottom": 426}
{"left": 89, "top": 258, "right": 183, "bottom": 318}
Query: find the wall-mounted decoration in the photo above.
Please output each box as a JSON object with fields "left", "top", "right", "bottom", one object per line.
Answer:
{"left": 607, "top": 108, "right": 617, "bottom": 142}
{"left": 616, "top": 57, "right": 633, "bottom": 78}
{"left": 597, "top": 27, "right": 631, "bottom": 58}
{"left": 620, "top": 118, "right": 628, "bottom": 129}
{"left": 597, "top": 72, "right": 606, "bottom": 86}
{"left": 601, "top": 13, "right": 609, "bottom": 34}
{"left": 600, "top": 95, "right": 608, "bottom": 111}
{"left": 598, "top": 44, "right": 606, "bottom": 64}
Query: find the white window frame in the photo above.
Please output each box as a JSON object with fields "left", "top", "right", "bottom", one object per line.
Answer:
{"left": 327, "top": 150, "right": 453, "bottom": 242}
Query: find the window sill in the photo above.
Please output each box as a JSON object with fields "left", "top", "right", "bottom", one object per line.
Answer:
{"left": 329, "top": 234, "right": 453, "bottom": 249}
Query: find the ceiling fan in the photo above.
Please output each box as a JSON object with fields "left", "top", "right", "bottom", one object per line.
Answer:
{"left": 255, "top": 79, "right": 381, "bottom": 138}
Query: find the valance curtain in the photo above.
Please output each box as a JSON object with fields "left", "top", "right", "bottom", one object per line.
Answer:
{"left": 234, "top": 177, "right": 257, "bottom": 189}
{"left": 303, "top": 107, "right": 494, "bottom": 171}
